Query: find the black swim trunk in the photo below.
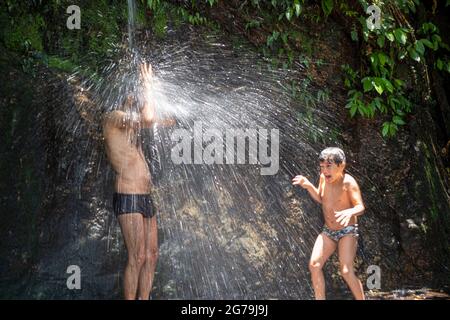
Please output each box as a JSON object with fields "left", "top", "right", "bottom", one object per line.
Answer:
{"left": 113, "top": 193, "right": 157, "bottom": 218}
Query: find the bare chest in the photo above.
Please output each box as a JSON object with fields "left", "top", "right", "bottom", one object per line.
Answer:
{"left": 321, "top": 184, "right": 351, "bottom": 211}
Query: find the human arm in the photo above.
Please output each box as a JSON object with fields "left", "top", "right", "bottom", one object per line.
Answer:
{"left": 139, "top": 62, "right": 156, "bottom": 128}
{"left": 103, "top": 110, "right": 141, "bottom": 129}
{"left": 102, "top": 63, "right": 156, "bottom": 129}
{"left": 139, "top": 62, "right": 177, "bottom": 128}
{"left": 292, "top": 174, "right": 323, "bottom": 204}
{"left": 335, "top": 178, "right": 365, "bottom": 226}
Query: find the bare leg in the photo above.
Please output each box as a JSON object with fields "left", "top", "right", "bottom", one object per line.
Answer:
{"left": 137, "top": 215, "right": 158, "bottom": 300}
{"left": 309, "top": 233, "right": 337, "bottom": 300}
{"left": 338, "top": 235, "right": 365, "bottom": 300}
{"left": 118, "top": 213, "right": 145, "bottom": 300}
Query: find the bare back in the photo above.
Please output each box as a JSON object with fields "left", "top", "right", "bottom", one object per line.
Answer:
{"left": 319, "top": 173, "right": 358, "bottom": 230}
{"left": 103, "top": 112, "right": 152, "bottom": 194}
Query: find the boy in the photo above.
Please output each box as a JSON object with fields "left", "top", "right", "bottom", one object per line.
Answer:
{"left": 292, "top": 147, "right": 365, "bottom": 300}
{"left": 103, "top": 63, "right": 174, "bottom": 299}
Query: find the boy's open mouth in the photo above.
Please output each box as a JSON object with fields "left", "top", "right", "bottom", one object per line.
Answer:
{"left": 325, "top": 174, "right": 332, "bottom": 180}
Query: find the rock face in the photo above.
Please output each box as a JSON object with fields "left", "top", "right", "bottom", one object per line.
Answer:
{"left": 0, "top": 18, "right": 449, "bottom": 299}
{"left": 190, "top": 1, "right": 450, "bottom": 292}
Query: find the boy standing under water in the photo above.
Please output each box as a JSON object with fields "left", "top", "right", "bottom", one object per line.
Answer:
{"left": 292, "top": 147, "right": 365, "bottom": 300}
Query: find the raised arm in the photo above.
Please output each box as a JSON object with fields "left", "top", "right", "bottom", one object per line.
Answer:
{"left": 139, "top": 62, "right": 156, "bottom": 128}
{"left": 140, "top": 62, "right": 176, "bottom": 128}
{"left": 292, "top": 174, "right": 323, "bottom": 204}
{"left": 103, "top": 110, "right": 141, "bottom": 129}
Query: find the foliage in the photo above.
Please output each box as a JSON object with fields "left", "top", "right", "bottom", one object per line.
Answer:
{"left": 341, "top": 1, "right": 450, "bottom": 137}
{"left": 1, "top": 13, "right": 45, "bottom": 53}
{"left": 1, "top": 0, "right": 449, "bottom": 138}
{"left": 0, "top": 0, "right": 138, "bottom": 72}
{"left": 217, "top": 0, "right": 450, "bottom": 137}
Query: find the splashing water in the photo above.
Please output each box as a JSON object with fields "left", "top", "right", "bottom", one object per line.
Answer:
{"left": 64, "top": 26, "right": 352, "bottom": 299}
{"left": 13, "top": 4, "right": 391, "bottom": 300}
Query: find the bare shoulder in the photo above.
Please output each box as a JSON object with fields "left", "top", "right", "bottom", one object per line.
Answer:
{"left": 343, "top": 173, "right": 359, "bottom": 187}
{"left": 102, "top": 110, "right": 126, "bottom": 128}
{"left": 103, "top": 110, "right": 125, "bottom": 121}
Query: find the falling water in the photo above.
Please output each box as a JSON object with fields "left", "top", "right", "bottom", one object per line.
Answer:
{"left": 2, "top": 3, "right": 401, "bottom": 300}
{"left": 57, "top": 25, "right": 357, "bottom": 299}
{"left": 127, "top": 0, "right": 136, "bottom": 49}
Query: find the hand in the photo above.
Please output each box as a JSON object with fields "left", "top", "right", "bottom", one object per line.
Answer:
{"left": 292, "top": 175, "right": 311, "bottom": 189}
{"left": 158, "top": 117, "right": 177, "bottom": 127}
{"left": 335, "top": 210, "right": 353, "bottom": 227}
{"left": 166, "top": 117, "right": 177, "bottom": 127}
{"left": 140, "top": 62, "right": 153, "bottom": 88}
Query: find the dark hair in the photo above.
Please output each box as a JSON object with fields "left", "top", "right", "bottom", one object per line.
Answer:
{"left": 319, "top": 147, "right": 346, "bottom": 165}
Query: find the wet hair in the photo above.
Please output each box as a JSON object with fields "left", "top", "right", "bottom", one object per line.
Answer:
{"left": 319, "top": 147, "right": 346, "bottom": 165}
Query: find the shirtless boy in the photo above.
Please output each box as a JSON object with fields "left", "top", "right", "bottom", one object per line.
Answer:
{"left": 292, "top": 147, "right": 365, "bottom": 300}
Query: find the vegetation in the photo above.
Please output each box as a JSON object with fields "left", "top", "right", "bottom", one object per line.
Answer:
{"left": 0, "top": 0, "right": 449, "bottom": 137}
{"left": 153, "top": 0, "right": 450, "bottom": 137}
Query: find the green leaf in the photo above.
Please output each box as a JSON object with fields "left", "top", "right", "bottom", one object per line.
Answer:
{"left": 358, "top": 103, "right": 367, "bottom": 117}
{"left": 321, "top": 0, "right": 333, "bottom": 17}
{"left": 421, "top": 22, "right": 438, "bottom": 34}
{"left": 362, "top": 77, "right": 373, "bottom": 92}
{"left": 408, "top": 48, "right": 420, "bottom": 62}
{"left": 371, "top": 97, "right": 381, "bottom": 110}
{"left": 294, "top": 0, "right": 302, "bottom": 16}
{"left": 377, "top": 35, "right": 385, "bottom": 48}
{"left": 344, "top": 78, "right": 351, "bottom": 87}
{"left": 373, "top": 79, "right": 384, "bottom": 95}
{"left": 378, "top": 52, "right": 387, "bottom": 66}
{"left": 393, "top": 115, "right": 406, "bottom": 125}
{"left": 415, "top": 40, "right": 425, "bottom": 56}
{"left": 381, "top": 78, "right": 394, "bottom": 93}
{"left": 382, "top": 122, "right": 389, "bottom": 137}
{"left": 394, "top": 78, "right": 405, "bottom": 88}
{"left": 351, "top": 30, "right": 358, "bottom": 42}
{"left": 286, "top": 9, "right": 293, "bottom": 21}
{"left": 350, "top": 103, "right": 357, "bottom": 117}
{"left": 386, "top": 32, "right": 395, "bottom": 42}
{"left": 281, "top": 32, "right": 289, "bottom": 44}
{"left": 363, "top": 29, "right": 369, "bottom": 42}
{"left": 421, "top": 39, "right": 434, "bottom": 50}
{"left": 394, "top": 29, "right": 407, "bottom": 45}
{"left": 390, "top": 123, "right": 398, "bottom": 136}
{"left": 267, "top": 31, "right": 279, "bottom": 47}
{"left": 432, "top": 34, "right": 442, "bottom": 49}
{"left": 437, "top": 58, "right": 444, "bottom": 70}
{"left": 370, "top": 54, "right": 378, "bottom": 68}
{"left": 368, "top": 103, "right": 376, "bottom": 118}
